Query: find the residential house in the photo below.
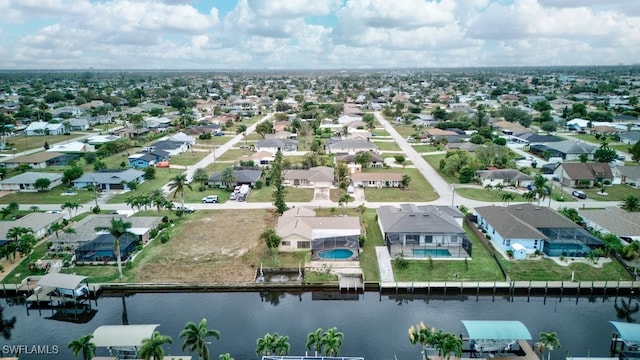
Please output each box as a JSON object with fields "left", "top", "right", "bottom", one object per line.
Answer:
{"left": 145, "top": 117, "right": 172, "bottom": 129}
{"left": 566, "top": 118, "right": 590, "bottom": 131}
{"left": 146, "top": 140, "right": 189, "bottom": 156}
{"left": 580, "top": 207, "right": 640, "bottom": 241}
{"left": 128, "top": 153, "right": 159, "bottom": 168}
{"left": 445, "top": 142, "right": 479, "bottom": 152}
{"left": 265, "top": 130, "right": 296, "bottom": 140}
{"left": 0, "top": 172, "right": 63, "bottom": 191}
{"left": 54, "top": 214, "right": 162, "bottom": 252}
{"left": 68, "top": 118, "right": 90, "bottom": 131}
{"left": 554, "top": 162, "right": 613, "bottom": 188}
{"left": 376, "top": 204, "right": 470, "bottom": 259}
{"left": 25, "top": 121, "right": 65, "bottom": 136}
{"left": 326, "top": 139, "right": 377, "bottom": 154}
{"left": 475, "top": 169, "right": 533, "bottom": 188}
{"left": 612, "top": 166, "right": 640, "bottom": 187}
{"left": 250, "top": 151, "right": 276, "bottom": 167}
{"left": 491, "top": 120, "right": 528, "bottom": 135}
{"left": 73, "top": 169, "right": 145, "bottom": 191}
{"left": 347, "top": 128, "right": 371, "bottom": 142}
{"left": 47, "top": 141, "right": 95, "bottom": 153}
{"left": 619, "top": 131, "right": 640, "bottom": 145}
{"left": 509, "top": 132, "right": 563, "bottom": 145}
{"left": 275, "top": 207, "right": 361, "bottom": 254}
{"left": 351, "top": 172, "right": 403, "bottom": 188}
{"left": 1, "top": 151, "right": 72, "bottom": 170}
{"left": 207, "top": 167, "right": 262, "bottom": 188}
{"left": 75, "top": 233, "right": 138, "bottom": 263}
{"left": 0, "top": 212, "right": 65, "bottom": 241}
{"left": 530, "top": 140, "right": 596, "bottom": 161}
{"left": 168, "top": 132, "right": 196, "bottom": 146}
{"left": 86, "top": 135, "right": 120, "bottom": 147}
{"left": 254, "top": 138, "right": 298, "bottom": 153}
{"left": 283, "top": 166, "right": 334, "bottom": 187}
{"left": 335, "top": 152, "right": 385, "bottom": 173}
{"left": 476, "top": 203, "right": 603, "bottom": 258}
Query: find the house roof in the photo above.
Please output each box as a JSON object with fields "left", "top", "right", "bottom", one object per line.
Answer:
{"left": 54, "top": 215, "right": 162, "bottom": 245}
{"left": 284, "top": 166, "right": 334, "bottom": 182}
{"left": 276, "top": 214, "right": 361, "bottom": 240}
{"left": 620, "top": 131, "right": 640, "bottom": 142}
{"left": 335, "top": 152, "right": 384, "bottom": 163}
{"left": 76, "top": 233, "right": 137, "bottom": 252}
{"left": 513, "top": 132, "right": 562, "bottom": 143}
{"left": 544, "top": 140, "right": 597, "bottom": 154}
{"left": 282, "top": 207, "right": 316, "bottom": 217}
{"left": 491, "top": 120, "right": 528, "bottom": 133}
{"left": 476, "top": 204, "right": 581, "bottom": 240}
{"left": 0, "top": 171, "right": 63, "bottom": 184}
{"left": 47, "top": 141, "right": 94, "bottom": 153}
{"left": 86, "top": 135, "right": 120, "bottom": 144}
{"left": 25, "top": 121, "right": 63, "bottom": 131}
{"left": 377, "top": 204, "right": 464, "bottom": 234}
{"left": 351, "top": 172, "right": 403, "bottom": 182}
{"left": 74, "top": 169, "right": 145, "bottom": 185}
{"left": 579, "top": 207, "right": 640, "bottom": 237}
{"left": 616, "top": 166, "right": 640, "bottom": 180}
{"left": 168, "top": 132, "right": 195, "bottom": 143}
{"left": 328, "top": 139, "right": 377, "bottom": 151}
{"left": 561, "top": 162, "right": 612, "bottom": 180}
{"left": 475, "top": 169, "right": 533, "bottom": 181}
{"left": 2, "top": 151, "right": 66, "bottom": 164}
{"left": 150, "top": 140, "right": 184, "bottom": 151}
{"left": 208, "top": 169, "right": 263, "bottom": 183}
{"left": 0, "top": 212, "right": 65, "bottom": 240}
{"left": 128, "top": 153, "right": 156, "bottom": 162}
{"left": 255, "top": 138, "right": 297, "bottom": 148}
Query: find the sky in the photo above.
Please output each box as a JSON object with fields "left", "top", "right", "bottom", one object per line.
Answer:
{"left": 0, "top": 0, "right": 638, "bottom": 70}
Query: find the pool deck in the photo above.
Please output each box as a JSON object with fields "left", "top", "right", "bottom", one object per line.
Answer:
{"left": 376, "top": 246, "right": 394, "bottom": 282}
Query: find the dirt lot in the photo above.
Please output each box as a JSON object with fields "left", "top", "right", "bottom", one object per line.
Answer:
{"left": 135, "top": 209, "right": 276, "bottom": 283}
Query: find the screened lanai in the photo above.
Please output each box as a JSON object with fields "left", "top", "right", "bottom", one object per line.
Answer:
{"left": 539, "top": 227, "right": 603, "bottom": 257}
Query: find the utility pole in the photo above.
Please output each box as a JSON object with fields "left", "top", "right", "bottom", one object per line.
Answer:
{"left": 92, "top": 177, "right": 98, "bottom": 209}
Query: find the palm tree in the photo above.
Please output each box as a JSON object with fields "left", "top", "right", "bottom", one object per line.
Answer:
{"left": 624, "top": 240, "right": 640, "bottom": 276}
{"left": 256, "top": 333, "right": 278, "bottom": 356}
{"left": 356, "top": 203, "right": 367, "bottom": 215}
{"left": 0, "top": 207, "right": 13, "bottom": 220}
{"left": 338, "top": 193, "right": 354, "bottom": 214}
{"left": 219, "top": 354, "right": 234, "bottom": 360}
{"left": 522, "top": 191, "right": 536, "bottom": 202}
{"left": 437, "top": 333, "right": 463, "bottom": 360}
{"left": 273, "top": 335, "right": 291, "bottom": 356}
{"left": 29, "top": 205, "right": 39, "bottom": 212}
{"left": 533, "top": 174, "right": 551, "bottom": 205}
{"left": 168, "top": 174, "right": 192, "bottom": 210}
{"left": 321, "top": 327, "right": 344, "bottom": 356}
{"left": 306, "top": 328, "right": 324, "bottom": 356}
{"left": 409, "top": 322, "right": 437, "bottom": 359}
{"left": 62, "top": 201, "right": 83, "bottom": 218}
{"left": 500, "top": 192, "right": 516, "bottom": 206}
{"left": 622, "top": 194, "right": 640, "bottom": 212}
{"left": 221, "top": 166, "right": 236, "bottom": 189}
{"left": 94, "top": 218, "right": 135, "bottom": 279}
{"left": 180, "top": 318, "right": 220, "bottom": 360}
{"left": 192, "top": 168, "right": 209, "bottom": 191}
{"left": 138, "top": 331, "right": 173, "bottom": 360}
{"left": 6, "top": 226, "right": 33, "bottom": 262}
{"left": 538, "top": 332, "right": 560, "bottom": 360}
{"left": 237, "top": 124, "right": 247, "bottom": 148}
{"left": 68, "top": 334, "right": 96, "bottom": 360}
{"left": 149, "top": 189, "right": 171, "bottom": 216}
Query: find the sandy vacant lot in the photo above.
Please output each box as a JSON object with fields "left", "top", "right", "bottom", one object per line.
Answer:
{"left": 135, "top": 209, "right": 276, "bottom": 283}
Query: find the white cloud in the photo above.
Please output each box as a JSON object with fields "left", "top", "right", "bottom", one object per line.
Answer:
{"left": 247, "top": 0, "right": 341, "bottom": 18}
{"left": 0, "top": 0, "right": 93, "bottom": 23}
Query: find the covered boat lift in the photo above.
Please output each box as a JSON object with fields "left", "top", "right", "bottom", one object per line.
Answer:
{"left": 93, "top": 324, "right": 170, "bottom": 358}
{"left": 462, "top": 320, "right": 533, "bottom": 356}
{"left": 26, "top": 273, "right": 91, "bottom": 306}
{"left": 610, "top": 321, "right": 640, "bottom": 357}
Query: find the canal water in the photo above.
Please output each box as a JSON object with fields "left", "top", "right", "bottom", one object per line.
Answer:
{"left": 1, "top": 291, "right": 637, "bottom": 360}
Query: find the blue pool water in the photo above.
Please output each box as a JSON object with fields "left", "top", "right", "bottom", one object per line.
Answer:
{"left": 412, "top": 248, "right": 452, "bottom": 257}
{"left": 318, "top": 248, "right": 354, "bottom": 259}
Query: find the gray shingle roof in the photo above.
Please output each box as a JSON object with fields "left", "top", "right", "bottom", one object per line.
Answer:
{"left": 0, "top": 171, "right": 63, "bottom": 184}
{"left": 74, "top": 169, "right": 145, "bottom": 185}
{"left": 208, "top": 169, "right": 262, "bottom": 183}
{"left": 377, "top": 204, "right": 464, "bottom": 235}
{"left": 54, "top": 215, "right": 162, "bottom": 245}
{"left": 475, "top": 169, "right": 533, "bottom": 181}
{"left": 544, "top": 140, "right": 597, "bottom": 154}
{"left": 579, "top": 207, "right": 640, "bottom": 238}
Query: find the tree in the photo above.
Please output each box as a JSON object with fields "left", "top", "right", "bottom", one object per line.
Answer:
{"left": 168, "top": 174, "right": 192, "bottom": 210}
{"left": 321, "top": 327, "right": 344, "bottom": 356}
{"left": 355, "top": 151, "right": 372, "bottom": 168}
{"left": 523, "top": 191, "right": 537, "bottom": 202}
{"left": 624, "top": 240, "right": 640, "bottom": 276}
{"left": 221, "top": 167, "right": 236, "bottom": 189}
{"left": 0, "top": 207, "right": 13, "bottom": 220}
{"left": 394, "top": 155, "right": 406, "bottom": 166}
{"left": 94, "top": 218, "right": 135, "bottom": 279}
{"left": 338, "top": 193, "right": 354, "bottom": 214}
{"left": 533, "top": 174, "right": 551, "bottom": 205}
{"left": 219, "top": 353, "right": 234, "bottom": 360}
{"left": 537, "top": 332, "right": 560, "bottom": 360}
{"left": 62, "top": 201, "right": 83, "bottom": 218}
{"left": 260, "top": 228, "right": 281, "bottom": 255}
{"left": 49, "top": 221, "right": 76, "bottom": 251}
{"left": 401, "top": 174, "right": 412, "bottom": 188}
{"left": 139, "top": 331, "right": 173, "bottom": 360}
{"left": 34, "top": 178, "right": 52, "bottom": 192}
{"left": 458, "top": 166, "right": 474, "bottom": 184}
{"left": 17, "top": 233, "right": 37, "bottom": 256}
{"left": 256, "top": 333, "right": 288, "bottom": 356}
{"left": 436, "top": 332, "right": 463, "bottom": 360}
{"left": 622, "top": 194, "right": 640, "bottom": 212}
{"left": 192, "top": 168, "right": 209, "bottom": 191}
{"left": 271, "top": 150, "right": 288, "bottom": 214}
{"left": 500, "top": 192, "right": 516, "bottom": 206}
{"left": 6, "top": 227, "right": 33, "bottom": 262}
{"left": 255, "top": 121, "right": 273, "bottom": 138}
{"left": 149, "top": 189, "right": 171, "bottom": 216}
{"left": 180, "top": 318, "right": 220, "bottom": 360}
{"left": 594, "top": 141, "right": 617, "bottom": 163}
{"left": 306, "top": 328, "right": 324, "bottom": 356}
{"left": 630, "top": 140, "right": 640, "bottom": 162}
{"left": 68, "top": 333, "right": 96, "bottom": 360}
{"left": 144, "top": 166, "right": 156, "bottom": 180}
{"left": 237, "top": 124, "right": 248, "bottom": 148}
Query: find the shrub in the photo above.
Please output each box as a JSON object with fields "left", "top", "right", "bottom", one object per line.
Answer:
{"left": 395, "top": 253, "right": 409, "bottom": 270}
{"left": 162, "top": 215, "right": 169, "bottom": 223}
{"left": 150, "top": 229, "right": 158, "bottom": 238}
{"left": 160, "top": 232, "right": 170, "bottom": 244}
{"left": 603, "top": 179, "right": 611, "bottom": 185}
{"left": 486, "top": 235, "right": 492, "bottom": 240}
{"left": 254, "top": 180, "right": 263, "bottom": 189}
{"left": 358, "top": 235, "right": 366, "bottom": 248}
{"left": 92, "top": 206, "right": 101, "bottom": 214}
{"left": 506, "top": 249, "right": 514, "bottom": 258}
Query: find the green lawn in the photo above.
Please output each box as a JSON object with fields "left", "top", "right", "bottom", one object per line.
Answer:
{"left": 498, "top": 257, "right": 633, "bottom": 281}
{"left": 362, "top": 168, "right": 438, "bottom": 202}
{"left": 1, "top": 241, "right": 49, "bottom": 284}
{"left": 0, "top": 185, "right": 95, "bottom": 205}
{"left": 216, "top": 149, "right": 254, "bottom": 162}
{"left": 165, "top": 151, "right": 209, "bottom": 166}
{"left": 194, "top": 136, "right": 232, "bottom": 146}
{"left": 0, "top": 133, "right": 87, "bottom": 154}
{"left": 392, "top": 225, "right": 504, "bottom": 281}
{"left": 371, "top": 130, "right": 390, "bottom": 137}
{"left": 391, "top": 125, "right": 418, "bottom": 138}
{"left": 107, "top": 168, "right": 175, "bottom": 203}
{"left": 370, "top": 141, "right": 401, "bottom": 151}
{"left": 247, "top": 186, "right": 314, "bottom": 202}
{"left": 424, "top": 154, "right": 458, "bottom": 184}
{"left": 413, "top": 144, "right": 443, "bottom": 153}
{"left": 583, "top": 185, "right": 640, "bottom": 201}
{"left": 456, "top": 188, "right": 527, "bottom": 203}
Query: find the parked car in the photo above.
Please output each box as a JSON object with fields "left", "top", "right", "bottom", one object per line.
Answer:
{"left": 229, "top": 193, "right": 237, "bottom": 200}
{"left": 202, "top": 195, "right": 218, "bottom": 203}
{"left": 175, "top": 205, "right": 196, "bottom": 213}
{"left": 572, "top": 190, "right": 587, "bottom": 199}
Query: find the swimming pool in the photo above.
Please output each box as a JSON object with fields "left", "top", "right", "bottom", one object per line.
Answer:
{"left": 318, "top": 248, "right": 355, "bottom": 260}
{"left": 412, "top": 248, "right": 452, "bottom": 257}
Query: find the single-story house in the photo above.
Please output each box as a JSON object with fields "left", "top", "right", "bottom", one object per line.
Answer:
{"left": 47, "top": 141, "right": 95, "bottom": 153}
{"left": 25, "top": 121, "right": 65, "bottom": 136}
{"left": 619, "top": 131, "right": 640, "bottom": 145}
{"left": 146, "top": 140, "right": 190, "bottom": 156}
{"left": 566, "top": 118, "right": 590, "bottom": 131}
{"left": 251, "top": 151, "right": 276, "bottom": 167}
{"left": 168, "top": 132, "right": 196, "bottom": 145}
{"left": 86, "top": 135, "right": 120, "bottom": 147}
{"left": 68, "top": 118, "right": 90, "bottom": 131}
{"left": 207, "top": 168, "right": 262, "bottom": 188}
{"left": 476, "top": 203, "right": 603, "bottom": 258}
{"left": 145, "top": 117, "right": 172, "bottom": 129}
{"left": 1, "top": 151, "right": 71, "bottom": 170}
{"left": 283, "top": 166, "right": 334, "bottom": 187}
{"left": 326, "top": 139, "right": 377, "bottom": 154}
{"left": 335, "top": 152, "right": 385, "bottom": 170}
{"left": 254, "top": 138, "right": 298, "bottom": 153}
{"left": 509, "top": 132, "right": 563, "bottom": 145}
{"left": 579, "top": 207, "right": 640, "bottom": 241}
{"left": 475, "top": 169, "right": 533, "bottom": 188}
{"left": 554, "top": 162, "right": 613, "bottom": 188}
{"left": 612, "top": 166, "right": 640, "bottom": 188}
{"left": 128, "top": 153, "right": 159, "bottom": 168}
{"left": 0, "top": 172, "right": 63, "bottom": 191}
{"left": 445, "top": 142, "right": 480, "bottom": 152}
{"left": 72, "top": 169, "right": 145, "bottom": 191}
{"left": 377, "top": 204, "right": 470, "bottom": 259}
{"left": 351, "top": 172, "right": 403, "bottom": 188}
{"left": 53, "top": 214, "right": 162, "bottom": 251}
{"left": 530, "top": 140, "right": 597, "bottom": 161}
{"left": 0, "top": 212, "right": 65, "bottom": 240}
{"left": 275, "top": 207, "right": 361, "bottom": 254}
{"left": 75, "top": 233, "right": 138, "bottom": 263}
{"left": 491, "top": 120, "right": 528, "bottom": 135}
